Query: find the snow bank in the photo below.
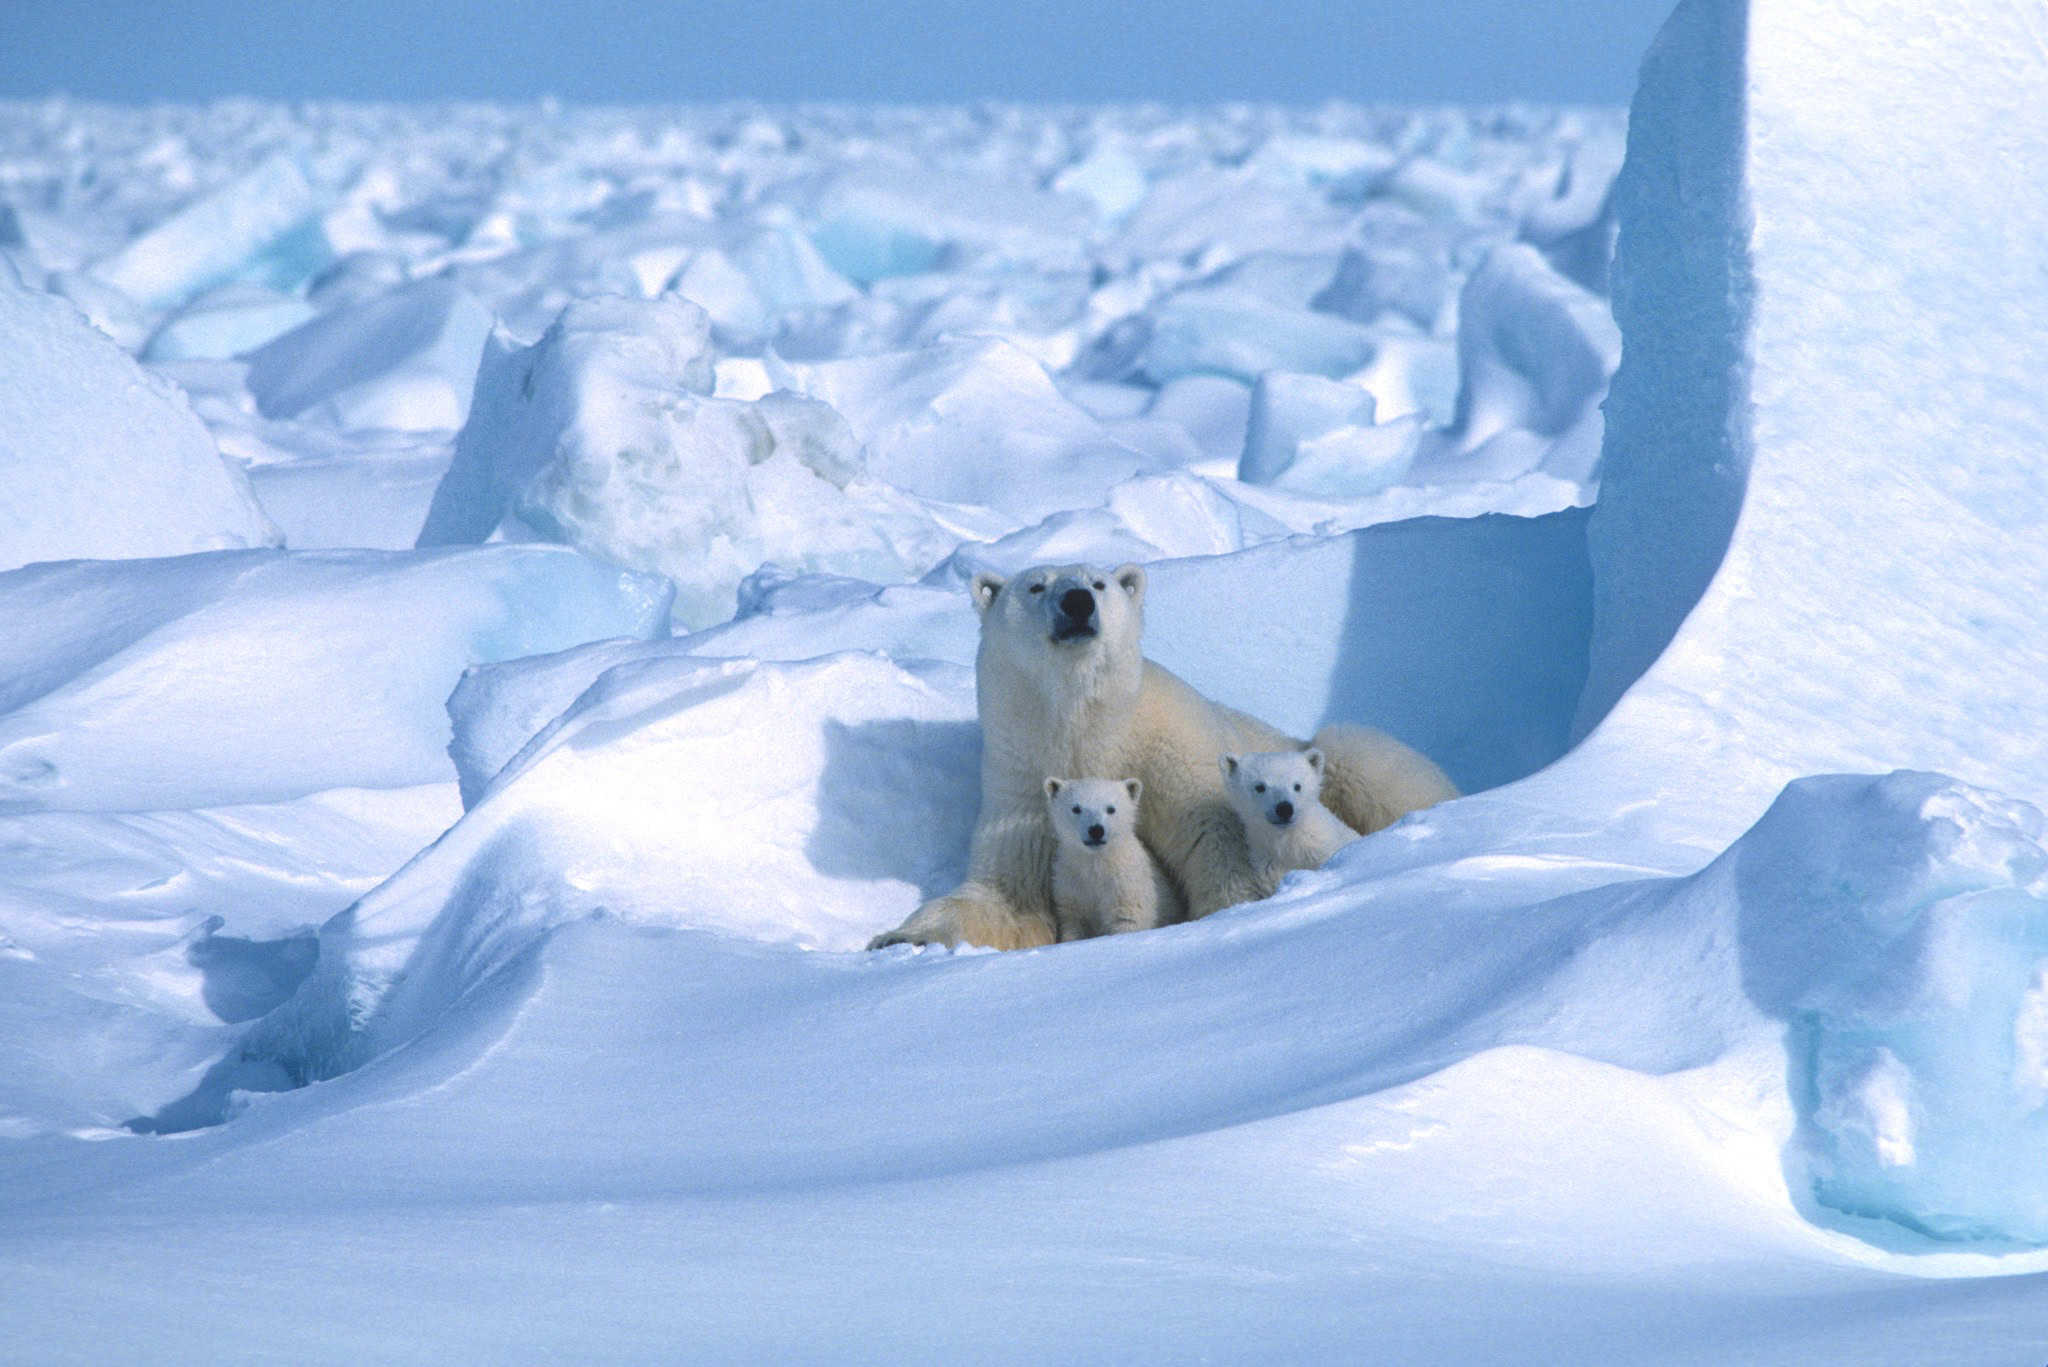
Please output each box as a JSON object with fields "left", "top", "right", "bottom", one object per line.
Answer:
{"left": 419, "top": 292, "right": 936, "bottom": 627}
{"left": 1729, "top": 772, "right": 2048, "bottom": 1243}
{"left": 0, "top": 546, "right": 670, "bottom": 812}
{"left": 668, "top": 224, "right": 860, "bottom": 346}
{"left": 1518, "top": 124, "right": 1626, "bottom": 292}
{"left": 222, "top": 702, "right": 2043, "bottom": 1203}
{"left": 0, "top": 271, "right": 277, "bottom": 572}
{"left": 0, "top": 783, "right": 459, "bottom": 1136}
{"left": 1110, "top": 166, "right": 1353, "bottom": 267}
{"left": 26, "top": 88, "right": 2048, "bottom": 1355}
{"left": 1314, "top": 239, "right": 1453, "bottom": 332}
{"left": 243, "top": 276, "right": 494, "bottom": 432}
{"left": 246, "top": 651, "right": 980, "bottom": 1084}
{"left": 1143, "top": 513, "right": 1593, "bottom": 794}
{"left": 1570, "top": 0, "right": 2048, "bottom": 839}
{"left": 1500, "top": 0, "right": 2048, "bottom": 1245}
{"left": 441, "top": 506, "right": 1589, "bottom": 831}
{"left": 1573, "top": 0, "right": 1751, "bottom": 736}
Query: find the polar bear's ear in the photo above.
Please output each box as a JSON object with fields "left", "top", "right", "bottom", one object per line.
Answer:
{"left": 1113, "top": 563, "right": 1146, "bottom": 604}
{"left": 1304, "top": 747, "right": 1324, "bottom": 775}
{"left": 1220, "top": 754, "right": 1240, "bottom": 779}
{"left": 1045, "top": 777, "right": 1063, "bottom": 799}
{"left": 971, "top": 571, "right": 1007, "bottom": 616}
{"left": 1124, "top": 778, "right": 1142, "bottom": 803}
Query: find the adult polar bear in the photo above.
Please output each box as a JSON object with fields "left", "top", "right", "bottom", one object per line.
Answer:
{"left": 868, "top": 561, "right": 1459, "bottom": 950}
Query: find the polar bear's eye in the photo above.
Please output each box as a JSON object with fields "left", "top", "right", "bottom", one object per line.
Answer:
{"left": 1105, "top": 805, "right": 1115, "bottom": 814}
{"left": 1092, "top": 580, "right": 1106, "bottom": 591}
{"left": 1293, "top": 783, "right": 1301, "bottom": 792}
{"left": 1072, "top": 805, "right": 1082, "bottom": 814}
{"left": 1253, "top": 783, "right": 1266, "bottom": 793}
{"left": 1029, "top": 583, "right": 1045, "bottom": 594}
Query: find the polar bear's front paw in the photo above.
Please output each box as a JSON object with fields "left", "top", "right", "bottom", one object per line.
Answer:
{"left": 865, "top": 926, "right": 955, "bottom": 951}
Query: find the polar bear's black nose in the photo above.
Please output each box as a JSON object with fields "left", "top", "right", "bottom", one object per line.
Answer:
{"left": 1059, "top": 587, "right": 1095, "bottom": 620}
{"left": 1086, "top": 823, "right": 1106, "bottom": 843}
{"left": 1273, "top": 800, "right": 1294, "bottom": 824}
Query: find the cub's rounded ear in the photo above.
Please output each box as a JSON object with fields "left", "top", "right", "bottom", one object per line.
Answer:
{"left": 1220, "top": 754, "right": 1240, "bottom": 778}
{"left": 1304, "top": 747, "right": 1324, "bottom": 774}
{"left": 1124, "top": 778, "right": 1142, "bottom": 802}
{"left": 971, "top": 571, "right": 1007, "bottom": 616}
{"left": 1045, "top": 777, "right": 1064, "bottom": 799}
{"left": 1113, "top": 563, "right": 1146, "bottom": 603}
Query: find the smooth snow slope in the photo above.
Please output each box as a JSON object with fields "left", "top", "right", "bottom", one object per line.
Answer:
{"left": 0, "top": 266, "right": 277, "bottom": 571}
{"left": 1568, "top": 0, "right": 2048, "bottom": 846}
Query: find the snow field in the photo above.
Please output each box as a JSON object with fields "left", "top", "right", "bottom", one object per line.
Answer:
{"left": 5, "top": 0, "right": 2048, "bottom": 1353}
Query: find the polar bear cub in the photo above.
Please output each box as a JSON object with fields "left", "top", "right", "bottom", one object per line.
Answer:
{"left": 1221, "top": 748, "right": 1360, "bottom": 899}
{"left": 1044, "top": 777, "right": 1184, "bottom": 940}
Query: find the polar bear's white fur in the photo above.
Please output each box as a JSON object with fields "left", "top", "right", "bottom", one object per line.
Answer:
{"left": 1045, "top": 776, "right": 1183, "bottom": 940}
{"left": 866, "top": 561, "right": 1458, "bottom": 950}
{"left": 1221, "top": 748, "right": 1358, "bottom": 900}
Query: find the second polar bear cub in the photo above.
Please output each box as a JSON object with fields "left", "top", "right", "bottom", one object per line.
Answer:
{"left": 1045, "top": 777, "right": 1184, "bottom": 940}
{"left": 1222, "top": 748, "right": 1360, "bottom": 899}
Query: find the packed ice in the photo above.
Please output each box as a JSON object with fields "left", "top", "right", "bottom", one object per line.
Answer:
{"left": 5, "top": 0, "right": 2048, "bottom": 1356}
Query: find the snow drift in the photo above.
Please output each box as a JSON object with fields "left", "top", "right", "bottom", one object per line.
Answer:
{"left": 0, "top": 545, "right": 671, "bottom": 811}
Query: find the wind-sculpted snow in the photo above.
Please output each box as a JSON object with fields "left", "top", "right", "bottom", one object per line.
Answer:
{"left": 0, "top": 545, "right": 670, "bottom": 811}
{"left": 1507, "top": 0, "right": 2048, "bottom": 1243}
{"left": 1567, "top": 0, "right": 2048, "bottom": 843}
{"left": 439, "top": 510, "right": 1592, "bottom": 806}
{"left": 1734, "top": 773, "right": 2048, "bottom": 1243}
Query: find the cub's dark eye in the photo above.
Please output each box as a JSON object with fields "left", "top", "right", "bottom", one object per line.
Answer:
{"left": 1092, "top": 580, "right": 1106, "bottom": 590}
{"left": 1105, "top": 805, "right": 1116, "bottom": 815}
{"left": 1029, "top": 583, "right": 1045, "bottom": 594}
{"left": 1071, "top": 805, "right": 1082, "bottom": 814}
{"left": 1253, "top": 783, "right": 1266, "bottom": 794}
{"left": 1293, "top": 783, "right": 1302, "bottom": 792}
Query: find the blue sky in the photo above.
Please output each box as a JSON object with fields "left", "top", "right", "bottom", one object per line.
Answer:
{"left": 0, "top": 1, "right": 1674, "bottom": 105}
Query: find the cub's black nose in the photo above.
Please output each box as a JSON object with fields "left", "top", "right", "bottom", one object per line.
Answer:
{"left": 1059, "top": 587, "right": 1095, "bottom": 620}
{"left": 1274, "top": 800, "right": 1294, "bottom": 824}
{"left": 1087, "top": 823, "right": 1106, "bottom": 842}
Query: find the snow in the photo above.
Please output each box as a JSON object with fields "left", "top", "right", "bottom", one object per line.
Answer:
{"left": 0, "top": 267, "right": 278, "bottom": 571}
{"left": 1139, "top": 287, "right": 1380, "bottom": 384}
{"left": 1739, "top": 774, "right": 2048, "bottom": 1243}
{"left": 768, "top": 336, "right": 1168, "bottom": 523}
{"left": 418, "top": 292, "right": 924, "bottom": 627}
{"left": 0, "top": 545, "right": 671, "bottom": 810}
{"left": 1425, "top": 240, "right": 1620, "bottom": 482}
{"left": 89, "top": 152, "right": 328, "bottom": 310}
{"left": 141, "top": 282, "right": 319, "bottom": 362}
{"left": 1240, "top": 370, "right": 1417, "bottom": 494}
{"left": 7, "top": 4, "right": 2048, "bottom": 1354}
{"left": 243, "top": 275, "right": 495, "bottom": 431}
